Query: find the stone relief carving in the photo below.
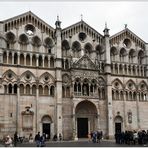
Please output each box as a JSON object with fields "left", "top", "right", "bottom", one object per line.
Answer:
{"left": 73, "top": 55, "right": 96, "bottom": 70}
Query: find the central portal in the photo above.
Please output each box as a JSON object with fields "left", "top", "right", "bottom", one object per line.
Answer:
{"left": 77, "top": 118, "right": 88, "bottom": 138}
{"left": 75, "top": 100, "right": 98, "bottom": 139}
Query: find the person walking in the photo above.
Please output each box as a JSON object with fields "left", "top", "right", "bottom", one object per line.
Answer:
{"left": 35, "top": 132, "right": 41, "bottom": 147}
{"left": 5, "top": 135, "right": 13, "bottom": 147}
{"left": 14, "top": 132, "right": 18, "bottom": 147}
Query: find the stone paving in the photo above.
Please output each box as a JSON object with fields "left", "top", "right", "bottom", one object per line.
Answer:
{"left": 0, "top": 139, "right": 147, "bottom": 147}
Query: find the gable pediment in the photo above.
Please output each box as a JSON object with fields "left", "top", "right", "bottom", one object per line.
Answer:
{"left": 73, "top": 55, "right": 96, "bottom": 70}
{"left": 62, "top": 20, "right": 103, "bottom": 41}
{"left": 110, "top": 28, "right": 145, "bottom": 49}
{"left": 3, "top": 11, "right": 54, "bottom": 35}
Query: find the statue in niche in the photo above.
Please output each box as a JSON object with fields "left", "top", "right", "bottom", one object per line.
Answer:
{"left": 128, "top": 111, "right": 132, "bottom": 124}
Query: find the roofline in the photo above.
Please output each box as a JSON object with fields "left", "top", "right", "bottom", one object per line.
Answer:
{"left": 110, "top": 28, "right": 146, "bottom": 44}
{"left": 3, "top": 11, "right": 55, "bottom": 31}
{"left": 62, "top": 20, "right": 103, "bottom": 37}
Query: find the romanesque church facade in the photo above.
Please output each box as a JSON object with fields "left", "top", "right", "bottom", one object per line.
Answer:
{"left": 0, "top": 11, "right": 148, "bottom": 140}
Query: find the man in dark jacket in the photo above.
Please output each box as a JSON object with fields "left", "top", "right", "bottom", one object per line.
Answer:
{"left": 35, "top": 132, "right": 41, "bottom": 147}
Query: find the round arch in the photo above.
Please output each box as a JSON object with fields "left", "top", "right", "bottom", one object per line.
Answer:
{"left": 75, "top": 100, "right": 99, "bottom": 138}
{"left": 41, "top": 115, "right": 53, "bottom": 139}
{"left": 114, "top": 115, "right": 123, "bottom": 134}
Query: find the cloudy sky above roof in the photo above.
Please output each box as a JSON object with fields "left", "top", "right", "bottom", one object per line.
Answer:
{"left": 0, "top": 1, "right": 148, "bottom": 42}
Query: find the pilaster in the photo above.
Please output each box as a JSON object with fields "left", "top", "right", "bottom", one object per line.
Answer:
{"left": 55, "top": 16, "right": 63, "bottom": 136}
{"left": 145, "top": 43, "right": 148, "bottom": 76}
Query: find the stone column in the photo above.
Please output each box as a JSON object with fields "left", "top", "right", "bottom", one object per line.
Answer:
{"left": 55, "top": 17, "right": 63, "bottom": 136}
{"left": 16, "top": 80, "right": 20, "bottom": 134}
{"left": 36, "top": 55, "right": 39, "bottom": 67}
{"left": 17, "top": 52, "right": 20, "bottom": 65}
{"left": 103, "top": 24, "right": 114, "bottom": 139}
{"left": 136, "top": 92, "right": 140, "bottom": 129}
{"left": 24, "top": 53, "right": 26, "bottom": 66}
{"left": 36, "top": 83, "right": 39, "bottom": 132}
{"left": 7, "top": 51, "right": 9, "bottom": 64}
{"left": 12, "top": 52, "right": 14, "bottom": 65}
{"left": 30, "top": 54, "right": 32, "bottom": 66}
{"left": 42, "top": 55, "right": 45, "bottom": 68}
{"left": 0, "top": 48, "right": 3, "bottom": 77}
{"left": 123, "top": 91, "right": 127, "bottom": 130}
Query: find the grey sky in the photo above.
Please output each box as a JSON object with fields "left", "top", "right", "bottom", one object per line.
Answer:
{"left": 0, "top": 1, "right": 148, "bottom": 42}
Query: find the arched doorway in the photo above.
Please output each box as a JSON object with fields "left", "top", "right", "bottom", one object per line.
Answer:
{"left": 41, "top": 115, "right": 52, "bottom": 139}
{"left": 114, "top": 115, "right": 123, "bottom": 134}
{"left": 75, "top": 100, "right": 98, "bottom": 138}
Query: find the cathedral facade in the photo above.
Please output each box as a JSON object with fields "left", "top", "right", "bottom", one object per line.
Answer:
{"left": 0, "top": 11, "right": 148, "bottom": 140}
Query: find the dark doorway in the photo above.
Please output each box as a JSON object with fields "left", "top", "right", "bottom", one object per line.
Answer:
{"left": 115, "top": 123, "right": 121, "bottom": 133}
{"left": 43, "top": 123, "right": 50, "bottom": 139}
{"left": 77, "top": 118, "right": 88, "bottom": 138}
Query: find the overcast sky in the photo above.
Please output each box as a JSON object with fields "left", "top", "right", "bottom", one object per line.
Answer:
{"left": 0, "top": 1, "right": 148, "bottom": 42}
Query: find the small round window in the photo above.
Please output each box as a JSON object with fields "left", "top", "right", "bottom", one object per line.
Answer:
{"left": 123, "top": 38, "right": 131, "bottom": 48}
{"left": 25, "top": 24, "right": 35, "bottom": 36}
{"left": 79, "top": 32, "right": 87, "bottom": 41}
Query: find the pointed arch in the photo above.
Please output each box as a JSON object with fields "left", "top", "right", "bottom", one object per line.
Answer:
{"left": 39, "top": 72, "right": 55, "bottom": 83}
{"left": 2, "top": 69, "right": 17, "bottom": 80}
{"left": 20, "top": 70, "right": 36, "bottom": 80}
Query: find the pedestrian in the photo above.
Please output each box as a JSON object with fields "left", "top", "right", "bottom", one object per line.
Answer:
{"left": 40, "top": 133, "right": 46, "bottom": 147}
{"left": 5, "top": 135, "right": 13, "bottom": 147}
{"left": 59, "top": 133, "right": 62, "bottom": 141}
{"left": 29, "top": 133, "right": 33, "bottom": 143}
{"left": 88, "top": 133, "right": 91, "bottom": 142}
{"left": 14, "top": 131, "right": 18, "bottom": 147}
{"left": 35, "top": 132, "right": 41, "bottom": 147}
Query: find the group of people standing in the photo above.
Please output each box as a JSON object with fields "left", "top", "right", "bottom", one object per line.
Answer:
{"left": 88, "top": 131, "right": 103, "bottom": 143}
{"left": 115, "top": 130, "right": 148, "bottom": 145}
{"left": 35, "top": 132, "right": 46, "bottom": 147}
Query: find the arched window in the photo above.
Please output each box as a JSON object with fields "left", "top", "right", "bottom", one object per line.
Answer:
{"left": 32, "top": 85, "right": 36, "bottom": 95}
{"left": 14, "top": 53, "right": 18, "bottom": 64}
{"left": 14, "top": 84, "right": 17, "bottom": 94}
{"left": 129, "top": 49, "right": 136, "bottom": 63}
{"left": 4, "top": 85, "right": 7, "bottom": 94}
{"left": 65, "top": 59, "right": 69, "bottom": 69}
{"left": 96, "top": 44, "right": 104, "bottom": 60}
{"left": 3, "top": 51, "right": 7, "bottom": 63}
{"left": 44, "top": 85, "right": 49, "bottom": 95}
{"left": 50, "top": 86, "right": 54, "bottom": 96}
{"left": 26, "top": 84, "right": 30, "bottom": 95}
{"left": 26, "top": 54, "right": 30, "bottom": 66}
{"left": 8, "top": 52, "right": 12, "bottom": 64}
{"left": 39, "top": 85, "right": 43, "bottom": 95}
{"left": 102, "top": 88, "right": 105, "bottom": 99}
{"left": 32, "top": 55, "right": 36, "bottom": 66}
{"left": 50, "top": 57, "right": 54, "bottom": 68}
{"left": 110, "top": 46, "right": 117, "bottom": 61}
{"left": 8, "top": 84, "right": 12, "bottom": 94}
{"left": 44, "top": 37, "right": 53, "bottom": 53}
{"left": 66, "top": 86, "right": 70, "bottom": 97}
{"left": 112, "top": 90, "right": 115, "bottom": 100}
{"left": 84, "top": 43, "right": 92, "bottom": 56}
{"left": 138, "top": 50, "right": 144, "bottom": 64}
{"left": 62, "top": 86, "right": 65, "bottom": 98}
{"left": 20, "top": 54, "right": 24, "bottom": 65}
{"left": 72, "top": 41, "right": 81, "bottom": 58}
{"left": 62, "top": 40, "right": 70, "bottom": 57}
{"left": 129, "top": 91, "right": 132, "bottom": 100}
{"left": 39, "top": 55, "right": 42, "bottom": 67}
{"left": 20, "top": 84, "right": 24, "bottom": 94}
{"left": 44, "top": 56, "right": 48, "bottom": 68}
{"left": 120, "top": 48, "right": 127, "bottom": 62}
